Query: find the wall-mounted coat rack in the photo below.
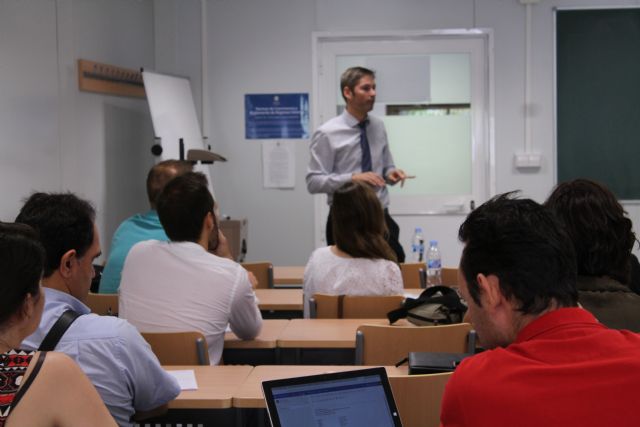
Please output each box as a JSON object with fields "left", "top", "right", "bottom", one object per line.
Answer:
{"left": 78, "top": 59, "right": 145, "bottom": 98}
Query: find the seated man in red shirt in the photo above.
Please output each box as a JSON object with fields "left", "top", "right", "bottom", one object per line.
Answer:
{"left": 440, "top": 192, "right": 640, "bottom": 427}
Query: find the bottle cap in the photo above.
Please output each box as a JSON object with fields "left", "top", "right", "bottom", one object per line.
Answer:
{"left": 415, "top": 227, "right": 423, "bottom": 232}
{"left": 429, "top": 240, "right": 438, "bottom": 246}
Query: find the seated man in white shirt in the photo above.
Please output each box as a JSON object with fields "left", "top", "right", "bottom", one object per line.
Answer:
{"left": 119, "top": 172, "right": 263, "bottom": 365}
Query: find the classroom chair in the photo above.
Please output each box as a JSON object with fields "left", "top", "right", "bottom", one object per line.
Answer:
{"left": 441, "top": 267, "right": 459, "bottom": 287}
{"left": 355, "top": 323, "right": 474, "bottom": 365}
{"left": 85, "top": 292, "right": 118, "bottom": 316}
{"left": 141, "top": 331, "right": 210, "bottom": 365}
{"left": 400, "top": 263, "right": 426, "bottom": 288}
{"left": 389, "top": 372, "right": 453, "bottom": 427}
{"left": 309, "top": 294, "right": 405, "bottom": 319}
{"left": 90, "top": 264, "right": 103, "bottom": 293}
{"left": 241, "top": 261, "right": 274, "bottom": 289}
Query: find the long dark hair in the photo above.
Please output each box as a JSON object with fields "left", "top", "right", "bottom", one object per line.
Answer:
{"left": 545, "top": 179, "right": 636, "bottom": 283}
{"left": 0, "top": 222, "right": 45, "bottom": 327}
{"left": 331, "top": 182, "right": 397, "bottom": 262}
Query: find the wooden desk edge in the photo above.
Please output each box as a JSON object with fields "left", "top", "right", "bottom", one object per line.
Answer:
{"left": 231, "top": 365, "right": 410, "bottom": 409}
{"left": 232, "top": 397, "right": 267, "bottom": 409}
{"left": 259, "top": 304, "right": 303, "bottom": 311}
{"left": 169, "top": 398, "right": 233, "bottom": 410}
{"left": 273, "top": 279, "right": 302, "bottom": 285}
{"left": 224, "top": 340, "right": 277, "bottom": 349}
{"left": 276, "top": 340, "right": 355, "bottom": 349}
{"left": 165, "top": 365, "right": 253, "bottom": 410}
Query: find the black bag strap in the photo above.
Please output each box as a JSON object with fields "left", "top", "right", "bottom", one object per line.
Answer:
{"left": 38, "top": 309, "right": 82, "bottom": 351}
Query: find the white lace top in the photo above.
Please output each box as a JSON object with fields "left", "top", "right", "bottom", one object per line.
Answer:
{"left": 302, "top": 246, "right": 403, "bottom": 317}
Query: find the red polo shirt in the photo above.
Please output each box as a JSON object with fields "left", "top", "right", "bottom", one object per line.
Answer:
{"left": 440, "top": 308, "right": 640, "bottom": 427}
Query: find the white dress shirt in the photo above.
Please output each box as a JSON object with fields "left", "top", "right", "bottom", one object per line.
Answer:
{"left": 119, "top": 240, "right": 263, "bottom": 365}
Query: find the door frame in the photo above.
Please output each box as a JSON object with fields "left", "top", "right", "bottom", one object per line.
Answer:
{"left": 311, "top": 30, "right": 495, "bottom": 248}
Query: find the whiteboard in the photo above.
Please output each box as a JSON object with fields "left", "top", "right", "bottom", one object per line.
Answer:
{"left": 142, "top": 70, "right": 204, "bottom": 160}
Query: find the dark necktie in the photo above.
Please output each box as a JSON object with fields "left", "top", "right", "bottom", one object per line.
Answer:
{"left": 358, "top": 120, "right": 372, "bottom": 172}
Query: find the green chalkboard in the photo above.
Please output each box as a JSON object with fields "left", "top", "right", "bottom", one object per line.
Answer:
{"left": 556, "top": 8, "right": 640, "bottom": 200}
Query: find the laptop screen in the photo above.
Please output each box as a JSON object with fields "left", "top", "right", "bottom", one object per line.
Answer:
{"left": 262, "top": 367, "right": 402, "bottom": 427}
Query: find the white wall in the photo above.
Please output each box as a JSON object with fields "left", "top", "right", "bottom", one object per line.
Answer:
{"left": 0, "top": 0, "right": 60, "bottom": 221}
{"left": 4, "top": 0, "right": 640, "bottom": 266}
{"left": 0, "top": 0, "right": 156, "bottom": 260}
{"left": 205, "top": 0, "right": 318, "bottom": 265}
{"left": 152, "top": 0, "right": 640, "bottom": 266}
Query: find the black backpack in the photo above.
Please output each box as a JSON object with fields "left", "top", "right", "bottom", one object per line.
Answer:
{"left": 387, "top": 286, "right": 467, "bottom": 326}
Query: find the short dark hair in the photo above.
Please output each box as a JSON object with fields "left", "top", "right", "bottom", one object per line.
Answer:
{"left": 0, "top": 222, "right": 45, "bottom": 327}
{"left": 458, "top": 192, "right": 578, "bottom": 315}
{"left": 545, "top": 179, "right": 636, "bottom": 284}
{"left": 331, "top": 181, "right": 397, "bottom": 262}
{"left": 340, "top": 66, "right": 375, "bottom": 102}
{"left": 146, "top": 160, "right": 193, "bottom": 208}
{"left": 15, "top": 193, "right": 96, "bottom": 278}
{"left": 157, "top": 172, "right": 214, "bottom": 242}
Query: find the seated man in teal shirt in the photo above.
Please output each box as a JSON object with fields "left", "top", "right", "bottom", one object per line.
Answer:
{"left": 100, "top": 160, "right": 193, "bottom": 293}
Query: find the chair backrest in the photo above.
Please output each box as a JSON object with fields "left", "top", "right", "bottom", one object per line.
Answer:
{"left": 241, "top": 261, "right": 274, "bottom": 289}
{"left": 400, "top": 263, "right": 426, "bottom": 288}
{"left": 85, "top": 292, "right": 118, "bottom": 316}
{"left": 310, "top": 294, "right": 405, "bottom": 318}
{"left": 90, "top": 264, "right": 104, "bottom": 293}
{"left": 355, "top": 323, "right": 473, "bottom": 365}
{"left": 389, "top": 373, "right": 453, "bottom": 427}
{"left": 441, "top": 267, "right": 459, "bottom": 286}
{"left": 141, "top": 331, "right": 210, "bottom": 365}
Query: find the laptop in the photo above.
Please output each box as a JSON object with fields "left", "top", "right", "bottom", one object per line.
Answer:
{"left": 262, "top": 367, "right": 403, "bottom": 427}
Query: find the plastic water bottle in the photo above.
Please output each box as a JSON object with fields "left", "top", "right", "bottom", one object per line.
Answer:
{"left": 411, "top": 227, "right": 425, "bottom": 262}
{"left": 426, "top": 240, "right": 442, "bottom": 287}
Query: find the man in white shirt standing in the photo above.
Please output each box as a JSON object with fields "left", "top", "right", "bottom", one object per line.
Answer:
{"left": 306, "top": 66, "right": 407, "bottom": 262}
{"left": 119, "top": 172, "right": 262, "bottom": 365}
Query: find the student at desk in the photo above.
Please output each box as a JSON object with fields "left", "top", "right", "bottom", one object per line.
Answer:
{"left": 441, "top": 193, "right": 640, "bottom": 427}
{"left": 100, "top": 160, "right": 193, "bottom": 294}
{"left": 16, "top": 193, "right": 179, "bottom": 427}
{"left": 303, "top": 181, "right": 403, "bottom": 317}
{"left": 545, "top": 179, "right": 640, "bottom": 331}
{"left": 119, "top": 172, "right": 262, "bottom": 365}
{"left": 0, "top": 223, "right": 116, "bottom": 427}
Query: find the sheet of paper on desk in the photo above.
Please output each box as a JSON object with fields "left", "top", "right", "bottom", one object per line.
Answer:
{"left": 167, "top": 370, "right": 198, "bottom": 390}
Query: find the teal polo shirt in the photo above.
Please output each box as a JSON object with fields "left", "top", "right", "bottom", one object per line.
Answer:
{"left": 99, "top": 210, "right": 168, "bottom": 294}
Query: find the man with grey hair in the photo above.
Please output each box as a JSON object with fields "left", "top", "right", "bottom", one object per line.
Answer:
{"left": 306, "top": 66, "right": 406, "bottom": 262}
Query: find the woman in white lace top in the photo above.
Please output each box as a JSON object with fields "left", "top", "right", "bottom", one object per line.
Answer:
{"left": 303, "top": 182, "right": 403, "bottom": 317}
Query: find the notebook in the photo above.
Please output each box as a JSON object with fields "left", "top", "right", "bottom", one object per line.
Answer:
{"left": 262, "top": 367, "right": 403, "bottom": 427}
{"left": 408, "top": 352, "right": 471, "bottom": 375}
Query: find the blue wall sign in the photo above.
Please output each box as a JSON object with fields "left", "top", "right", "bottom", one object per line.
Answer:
{"left": 245, "top": 93, "right": 309, "bottom": 139}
